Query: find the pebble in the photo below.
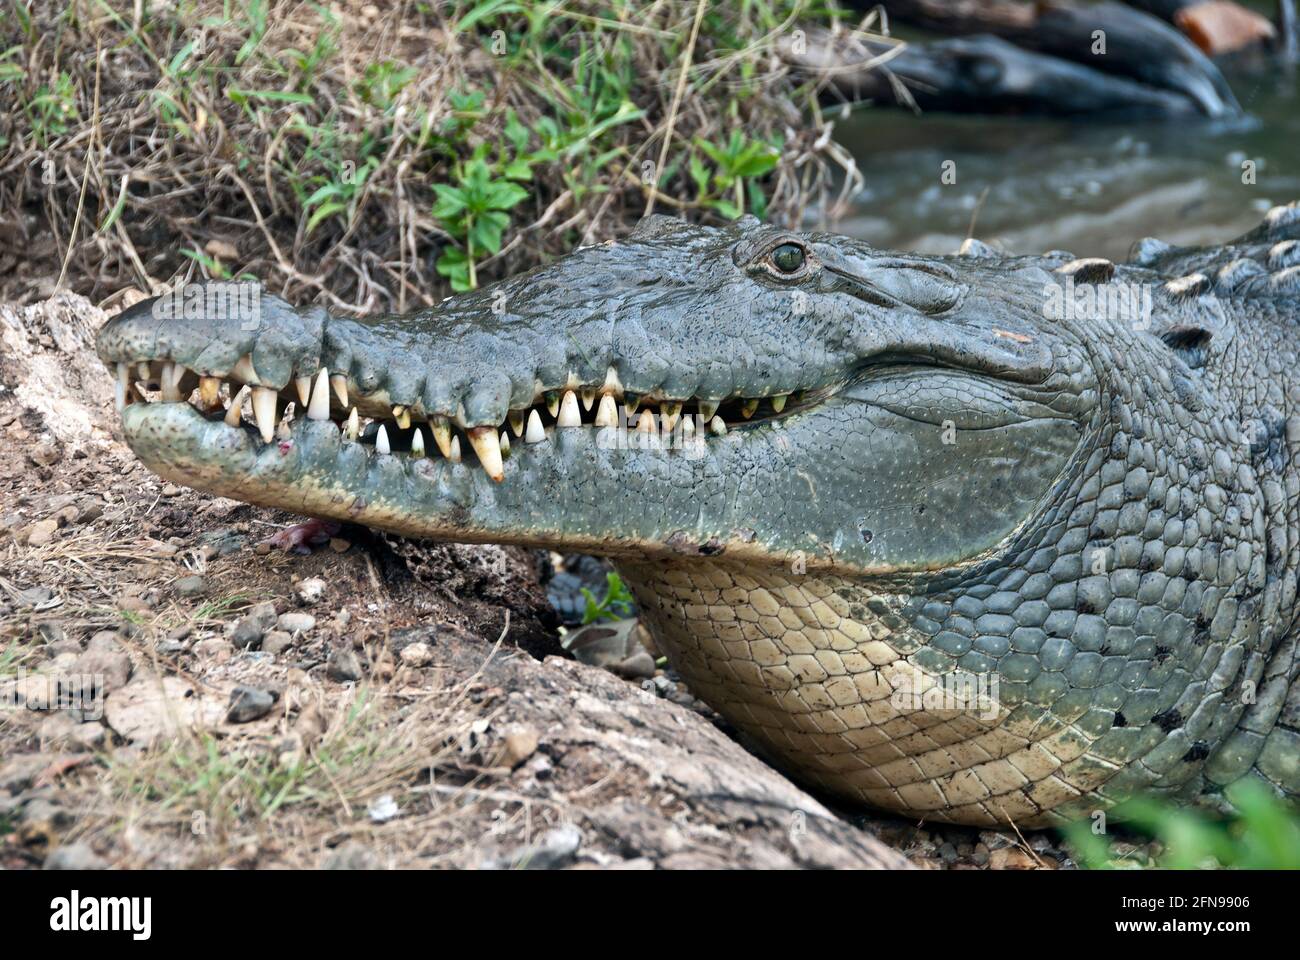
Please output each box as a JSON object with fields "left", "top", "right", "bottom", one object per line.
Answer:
{"left": 174, "top": 574, "right": 207, "bottom": 597}
{"left": 501, "top": 727, "right": 539, "bottom": 767}
{"left": 261, "top": 631, "right": 295, "bottom": 656}
{"left": 161, "top": 484, "right": 183, "bottom": 497}
{"left": 989, "top": 847, "right": 1039, "bottom": 870}
{"left": 329, "top": 537, "right": 351, "bottom": 553}
{"left": 43, "top": 842, "right": 108, "bottom": 870}
{"left": 276, "top": 612, "right": 316, "bottom": 635}
{"left": 23, "top": 518, "right": 59, "bottom": 546}
{"left": 398, "top": 641, "right": 434, "bottom": 667}
{"left": 229, "top": 601, "right": 277, "bottom": 649}
{"left": 326, "top": 645, "right": 363, "bottom": 682}
{"left": 226, "top": 685, "right": 277, "bottom": 723}
{"left": 293, "top": 577, "right": 326, "bottom": 606}
{"left": 193, "top": 637, "right": 234, "bottom": 662}
{"left": 73, "top": 647, "right": 132, "bottom": 692}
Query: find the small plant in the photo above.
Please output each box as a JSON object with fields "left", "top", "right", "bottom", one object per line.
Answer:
{"left": 580, "top": 571, "right": 635, "bottom": 625}
{"left": 1061, "top": 780, "right": 1300, "bottom": 869}
{"left": 433, "top": 148, "right": 532, "bottom": 291}
{"left": 691, "top": 130, "right": 782, "bottom": 220}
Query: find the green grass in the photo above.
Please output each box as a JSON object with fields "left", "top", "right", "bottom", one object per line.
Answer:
{"left": 0, "top": 0, "right": 857, "bottom": 306}
{"left": 1061, "top": 780, "right": 1300, "bottom": 869}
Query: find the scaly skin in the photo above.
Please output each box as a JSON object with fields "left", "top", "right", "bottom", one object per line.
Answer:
{"left": 96, "top": 207, "right": 1300, "bottom": 826}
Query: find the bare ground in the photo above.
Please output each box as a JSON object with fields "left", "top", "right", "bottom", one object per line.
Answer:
{"left": 0, "top": 293, "right": 1087, "bottom": 870}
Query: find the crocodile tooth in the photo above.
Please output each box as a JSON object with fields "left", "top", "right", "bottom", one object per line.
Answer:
{"left": 376, "top": 424, "right": 391, "bottom": 455}
{"left": 739, "top": 398, "right": 758, "bottom": 419}
{"left": 624, "top": 393, "right": 640, "bottom": 414}
{"left": 232, "top": 354, "right": 259, "bottom": 384}
{"left": 159, "top": 363, "right": 181, "bottom": 402}
{"left": 603, "top": 366, "right": 622, "bottom": 396}
{"left": 199, "top": 376, "right": 222, "bottom": 410}
{"left": 580, "top": 388, "right": 596, "bottom": 411}
{"left": 525, "top": 409, "right": 546, "bottom": 443}
{"left": 771, "top": 394, "right": 787, "bottom": 413}
{"left": 294, "top": 376, "right": 312, "bottom": 406}
{"left": 225, "top": 385, "right": 251, "bottom": 427}
{"left": 636, "top": 410, "right": 655, "bottom": 433}
{"left": 276, "top": 420, "right": 292, "bottom": 442}
{"left": 115, "top": 362, "right": 130, "bottom": 412}
{"left": 344, "top": 407, "right": 360, "bottom": 440}
{"left": 661, "top": 401, "right": 682, "bottom": 432}
{"left": 449, "top": 435, "right": 462, "bottom": 463}
{"left": 709, "top": 416, "right": 728, "bottom": 436}
{"left": 545, "top": 391, "right": 560, "bottom": 418}
{"left": 429, "top": 416, "right": 452, "bottom": 458}
{"left": 508, "top": 410, "right": 525, "bottom": 437}
{"left": 307, "top": 368, "right": 331, "bottom": 421}
{"left": 469, "top": 427, "right": 505, "bottom": 482}
{"left": 558, "top": 391, "right": 582, "bottom": 427}
{"left": 595, "top": 393, "right": 618, "bottom": 427}
{"left": 682, "top": 415, "right": 696, "bottom": 437}
{"left": 500, "top": 431, "right": 511, "bottom": 458}
{"left": 330, "top": 374, "right": 349, "bottom": 408}
{"left": 252, "top": 386, "right": 278, "bottom": 442}
{"left": 393, "top": 406, "right": 411, "bottom": 430}
{"left": 136, "top": 361, "right": 152, "bottom": 381}
{"left": 697, "top": 399, "right": 718, "bottom": 421}
{"left": 411, "top": 427, "right": 425, "bottom": 457}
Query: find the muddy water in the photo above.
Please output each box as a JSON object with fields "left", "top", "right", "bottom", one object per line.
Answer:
{"left": 833, "top": 39, "right": 1298, "bottom": 261}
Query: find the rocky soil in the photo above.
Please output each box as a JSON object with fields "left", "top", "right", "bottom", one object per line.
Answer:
{"left": 0, "top": 293, "right": 1085, "bottom": 869}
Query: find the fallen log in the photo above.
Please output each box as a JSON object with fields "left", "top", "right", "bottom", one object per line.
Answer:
{"left": 781, "top": 30, "right": 1200, "bottom": 117}
{"left": 856, "top": 0, "right": 1243, "bottom": 116}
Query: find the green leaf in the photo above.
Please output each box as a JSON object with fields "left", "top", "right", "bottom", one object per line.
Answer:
{"left": 305, "top": 201, "right": 346, "bottom": 236}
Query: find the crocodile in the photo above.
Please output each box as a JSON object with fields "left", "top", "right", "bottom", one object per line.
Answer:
{"left": 94, "top": 204, "right": 1300, "bottom": 827}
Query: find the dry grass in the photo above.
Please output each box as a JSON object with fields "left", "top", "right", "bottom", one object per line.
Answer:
{"left": 0, "top": 0, "right": 865, "bottom": 310}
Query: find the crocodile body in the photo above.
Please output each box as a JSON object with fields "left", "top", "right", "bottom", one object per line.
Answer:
{"left": 95, "top": 204, "right": 1300, "bottom": 826}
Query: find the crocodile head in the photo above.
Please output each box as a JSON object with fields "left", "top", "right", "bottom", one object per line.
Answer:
{"left": 96, "top": 211, "right": 1296, "bottom": 826}
{"left": 95, "top": 215, "right": 1091, "bottom": 576}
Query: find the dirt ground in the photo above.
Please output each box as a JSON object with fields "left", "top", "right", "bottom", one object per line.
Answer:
{"left": 0, "top": 292, "right": 1090, "bottom": 870}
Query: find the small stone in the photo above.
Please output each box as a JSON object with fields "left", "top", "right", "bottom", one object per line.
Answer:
{"left": 293, "top": 577, "right": 326, "bottom": 606}
{"left": 73, "top": 647, "right": 133, "bottom": 693}
{"left": 610, "top": 651, "right": 657, "bottom": 680}
{"left": 322, "top": 841, "right": 379, "bottom": 870}
{"left": 118, "top": 596, "right": 152, "bottom": 614}
{"left": 161, "top": 484, "right": 182, "bottom": 497}
{"left": 29, "top": 441, "right": 61, "bottom": 467}
{"left": 261, "top": 631, "right": 295, "bottom": 656}
{"left": 501, "top": 727, "right": 539, "bottom": 767}
{"left": 44, "top": 842, "right": 108, "bottom": 870}
{"left": 22, "top": 518, "right": 59, "bottom": 546}
{"left": 329, "top": 537, "right": 351, "bottom": 553}
{"left": 193, "top": 637, "right": 234, "bottom": 662}
{"left": 174, "top": 575, "right": 207, "bottom": 597}
{"left": 229, "top": 600, "right": 277, "bottom": 649}
{"left": 988, "top": 847, "right": 1039, "bottom": 870}
{"left": 398, "top": 641, "right": 434, "bottom": 667}
{"left": 326, "top": 645, "right": 363, "bottom": 682}
{"left": 70, "top": 722, "right": 106, "bottom": 750}
{"left": 18, "top": 586, "right": 54, "bottom": 607}
{"left": 276, "top": 612, "right": 316, "bottom": 635}
{"left": 226, "top": 685, "right": 277, "bottom": 723}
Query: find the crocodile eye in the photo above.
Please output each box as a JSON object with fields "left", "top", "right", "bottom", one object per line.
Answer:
{"left": 769, "top": 243, "right": 805, "bottom": 274}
